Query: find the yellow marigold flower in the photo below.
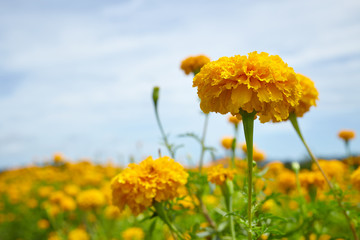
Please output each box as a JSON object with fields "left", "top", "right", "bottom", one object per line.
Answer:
{"left": 122, "top": 227, "right": 145, "bottom": 240}
{"left": 299, "top": 171, "right": 325, "bottom": 190}
{"left": 37, "top": 219, "right": 50, "bottom": 229}
{"left": 48, "top": 232, "right": 61, "bottom": 240}
{"left": 181, "top": 55, "right": 210, "bottom": 75}
{"left": 312, "top": 159, "right": 347, "bottom": 180}
{"left": 228, "top": 114, "right": 241, "bottom": 125}
{"left": 221, "top": 136, "right": 234, "bottom": 149}
{"left": 64, "top": 184, "right": 80, "bottom": 197}
{"left": 253, "top": 149, "right": 266, "bottom": 162}
{"left": 207, "top": 164, "right": 236, "bottom": 185}
{"left": 277, "top": 170, "right": 296, "bottom": 194}
{"left": 104, "top": 205, "right": 121, "bottom": 219}
{"left": 60, "top": 196, "right": 77, "bottom": 211}
{"left": 318, "top": 234, "right": 331, "bottom": 240}
{"left": 68, "top": 228, "right": 90, "bottom": 240}
{"left": 111, "top": 156, "right": 189, "bottom": 215}
{"left": 261, "top": 199, "right": 275, "bottom": 212}
{"left": 203, "top": 195, "right": 219, "bottom": 207}
{"left": 292, "top": 74, "right": 319, "bottom": 117}
{"left": 27, "top": 198, "right": 38, "bottom": 209}
{"left": 53, "top": 153, "right": 64, "bottom": 164}
{"left": 76, "top": 189, "right": 105, "bottom": 210}
{"left": 193, "top": 52, "right": 301, "bottom": 123}
{"left": 338, "top": 129, "right": 356, "bottom": 141}
{"left": 38, "top": 186, "right": 54, "bottom": 198}
{"left": 173, "top": 195, "right": 198, "bottom": 211}
{"left": 351, "top": 167, "right": 360, "bottom": 191}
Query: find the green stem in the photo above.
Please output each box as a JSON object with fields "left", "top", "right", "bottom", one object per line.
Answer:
{"left": 222, "top": 180, "right": 236, "bottom": 240}
{"left": 289, "top": 112, "right": 359, "bottom": 240}
{"left": 240, "top": 110, "right": 256, "bottom": 240}
{"left": 199, "top": 113, "right": 209, "bottom": 172}
{"left": 230, "top": 137, "right": 236, "bottom": 169}
{"left": 345, "top": 140, "right": 352, "bottom": 158}
{"left": 154, "top": 105, "right": 175, "bottom": 158}
{"left": 153, "top": 201, "right": 183, "bottom": 240}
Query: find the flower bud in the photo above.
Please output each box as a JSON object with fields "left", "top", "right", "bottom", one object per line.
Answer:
{"left": 152, "top": 86, "right": 160, "bottom": 108}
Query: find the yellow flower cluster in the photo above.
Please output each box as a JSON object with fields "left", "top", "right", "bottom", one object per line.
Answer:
{"left": 76, "top": 189, "right": 105, "bottom": 210}
{"left": 207, "top": 164, "right": 236, "bottom": 185}
{"left": 180, "top": 55, "right": 210, "bottom": 75}
{"left": 221, "top": 136, "right": 234, "bottom": 149}
{"left": 111, "top": 156, "right": 189, "bottom": 215}
{"left": 351, "top": 167, "right": 360, "bottom": 191}
{"left": 292, "top": 74, "right": 319, "bottom": 117}
{"left": 338, "top": 130, "right": 356, "bottom": 141}
{"left": 228, "top": 114, "right": 241, "bottom": 125}
{"left": 193, "top": 51, "right": 301, "bottom": 123}
{"left": 122, "top": 227, "right": 145, "bottom": 240}
{"left": 68, "top": 228, "right": 90, "bottom": 240}
{"left": 299, "top": 171, "right": 325, "bottom": 190}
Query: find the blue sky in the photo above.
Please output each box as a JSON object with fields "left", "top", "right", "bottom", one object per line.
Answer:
{"left": 0, "top": 0, "right": 360, "bottom": 168}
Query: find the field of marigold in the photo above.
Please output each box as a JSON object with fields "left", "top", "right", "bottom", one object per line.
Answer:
{"left": 1, "top": 52, "right": 360, "bottom": 240}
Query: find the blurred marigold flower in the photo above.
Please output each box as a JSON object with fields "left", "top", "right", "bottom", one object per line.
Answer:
{"left": 193, "top": 51, "right": 301, "bottom": 123}
{"left": 76, "top": 189, "right": 105, "bottom": 210}
{"left": 122, "top": 227, "right": 145, "bottom": 240}
{"left": 37, "top": 219, "right": 50, "bottom": 229}
{"left": 292, "top": 74, "right": 319, "bottom": 117}
{"left": 277, "top": 170, "right": 296, "bottom": 194}
{"left": 253, "top": 150, "right": 266, "bottom": 162}
{"left": 228, "top": 115, "right": 241, "bottom": 125}
{"left": 338, "top": 130, "right": 356, "bottom": 141}
{"left": 221, "top": 137, "right": 234, "bottom": 149}
{"left": 181, "top": 55, "right": 210, "bottom": 75}
{"left": 299, "top": 170, "right": 325, "bottom": 190}
{"left": 104, "top": 205, "right": 121, "bottom": 219}
{"left": 111, "top": 156, "right": 188, "bottom": 215}
{"left": 351, "top": 167, "right": 360, "bottom": 191}
{"left": 68, "top": 228, "right": 90, "bottom": 240}
{"left": 207, "top": 164, "right": 236, "bottom": 185}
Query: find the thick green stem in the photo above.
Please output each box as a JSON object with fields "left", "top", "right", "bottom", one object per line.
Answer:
{"left": 240, "top": 110, "right": 256, "bottom": 240}
{"left": 222, "top": 180, "right": 236, "bottom": 240}
{"left": 199, "top": 113, "right": 209, "bottom": 172}
{"left": 289, "top": 112, "right": 359, "bottom": 240}
{"left": 153, "top": 201, "right": 183, "bottom": 240}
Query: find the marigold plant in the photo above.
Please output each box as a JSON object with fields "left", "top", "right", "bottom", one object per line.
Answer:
{"left": 193, "top": 51, "right": 302, "bottom": 123}
{"left": 207, "top": 164, "right": 236, "bottom": 185}
{"left": 111, "top": 156, "right": 188, "bottom": 215}
{"left": 180, "top": 55, "right": 210, "bottom": 75}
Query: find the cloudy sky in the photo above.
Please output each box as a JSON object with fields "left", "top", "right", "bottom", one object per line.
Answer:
{"left": 1, "top": 0, "right": 360, "bottom": 168}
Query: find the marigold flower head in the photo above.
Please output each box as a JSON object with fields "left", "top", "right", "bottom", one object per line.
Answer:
{"left": 351, "top": 167, "right": 360, "bottom": 191}
{"left": 291, "top": 74, "right": 318, "bottom": 117}
{"left": 299, "top": 171, "right": 325, "bottom": 190}
{"left": 338, "top": 130, "right": 356, "bottom": 141}
{"left": 111, "top": 156, "right": 188, "bottom": 215}
{"left": 277, "top": 170, "right": 296, "bottom": 194}
{"left": 104, "top": 205, "right": 121, "bottom": 219}
{"left": 221, "top": 137, "right": 234, "bottom": 149}
{"left": 193, "top": 51, "right": 301, "bottom": 123}
{"left": 122, "top": 227, "right": 145, "bottom": 240}
{"left": 228, "top": 115, "right": 241, "bottom": 125}
{"left": 253, "top": 149, "right": 266, "bottom": 162}
{"left": 181, "top": 55, "right": 210, "bottom": 75}
{"left": 76, "top": 189, "right": 105, "bottom": 210}
{"left": 37, "top": 219, "right": 50, "bottom": 229}
{"left": 207, "top": 164, "right": 236, "bottom": 185}
{"left": 68, "top": 228, "right": 89, "bottom": 240}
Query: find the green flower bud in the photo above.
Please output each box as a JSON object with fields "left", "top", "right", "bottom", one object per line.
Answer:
{"left": 152, "top": 86, "right": 160, "bottom": 108}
